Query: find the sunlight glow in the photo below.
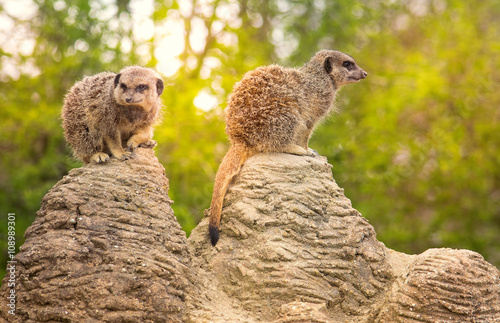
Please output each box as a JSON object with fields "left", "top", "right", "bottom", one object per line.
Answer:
{"left": 189, "top": 17, "right": 208, "bottom": 54}
{"left": 2, "top": 0, "right": 37, "bottom": 19}
{"left": 193, "top": 88, "right": 219, "bottom": 112}
{"left": 0, "top": 0, "right": 238, "bottom": 88}
{"left": 154, "top": 19, "right": 185, "bottom": 77}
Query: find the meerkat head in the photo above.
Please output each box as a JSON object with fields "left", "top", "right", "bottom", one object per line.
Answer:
{"left": 306, "top": 49, "right": 367, "bottom": 88}
{"left": 113, "top": 66, "right": 164, "bottom": 111}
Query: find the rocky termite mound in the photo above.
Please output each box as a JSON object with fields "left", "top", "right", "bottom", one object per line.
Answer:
{"left": 187, "top": 154, "right": 500, "bottom": 322}
{"left": 1, "top": 150, "right": 499, "bottom": 322}
{"left": 375, "top": 248, "right": 500, "bottom": 322}
{"left": 189, "top": 154, "right": 396, "bottom": 322}
{"left": 0, "top": 149, "right": 194, "bottom": 322}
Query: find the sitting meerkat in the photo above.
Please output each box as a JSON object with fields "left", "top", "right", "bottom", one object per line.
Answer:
{"left": 208, "top": 49, "right": 368, "bottom": 246}
{"left": 62, "top": 66, "right": 164, "bottom": 163}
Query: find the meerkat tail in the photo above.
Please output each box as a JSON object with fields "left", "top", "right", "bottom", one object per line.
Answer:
{"left": 209, "top": 144, "right": 250, "bottom": 246}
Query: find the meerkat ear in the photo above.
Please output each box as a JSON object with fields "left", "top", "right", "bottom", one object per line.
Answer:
{"left": 114, "top": 73, "right": 121, "bottom": 88}
{"left": 156, "top": 78, "right": 164, "bottom": 96}
{"left": 324, "top": 57, "right": 333, "bottom": 74}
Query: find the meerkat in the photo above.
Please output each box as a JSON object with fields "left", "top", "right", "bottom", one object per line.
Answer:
{"left": 208, "top": 49, "right": 367, "bottom": 246}
{"left": 62, "top": 66, "right": 164, "bottom": 163}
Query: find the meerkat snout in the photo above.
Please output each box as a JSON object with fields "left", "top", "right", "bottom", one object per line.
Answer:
{"left": 344, "top": 61, "right": 367, "bottom": 83}
{"left": 358, "top": 69, "right": 368, "bottom": 79}
{"left": 321, "top": 52, "right": 367, "bottom": 86}
{"left": 113, "top": 69, "right": 164, "bottom": 110}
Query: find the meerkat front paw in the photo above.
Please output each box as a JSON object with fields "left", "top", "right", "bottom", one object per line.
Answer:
{"left": 127, "top": 139, "right": 156, "bottom": 152}
{"left": 126, "top": 140, "right": 139, "bottom": 152}
{"left": 120, "top": 151, "right": 134, "bottom": 160}
{"left": 113, "top": 151, "right": 134, "bottom": 160}
{"left": 90, "top": 152, "right": 110, "bottom": 163}
{"left": 138, "top": 140, "right": 157, "bottom": 149}
{"left": 126, "top": 139, "right": 142, "bottom": 151}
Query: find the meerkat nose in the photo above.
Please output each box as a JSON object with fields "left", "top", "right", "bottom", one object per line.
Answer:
{"left": 126, "top": 98, "right": 132, "bottom": 103}
{"left": 362, "top": 71, "right": 368, "bottom": 78}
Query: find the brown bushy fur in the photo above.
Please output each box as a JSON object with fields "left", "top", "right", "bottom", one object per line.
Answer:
{"left": 62, "top": 66, "right": 164, "bottom": 163}
{"left": 209, "top": 50, "right": 367, "bottom": 246}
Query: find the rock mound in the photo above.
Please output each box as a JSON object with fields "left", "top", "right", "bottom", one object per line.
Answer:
{"left": 376, "top": 248, "right": 500, "bottom": 322}
{"left": 189, "top": 154, "right": 394, "bottom": 322}
{"left": 188, "top": 153, "right": 500, "bottom": 322}
{"left": 0, "top": 149, "right": 193, "bottom": 322}
{"left": 2, "top": 151, "right": 499, "bottom": 322}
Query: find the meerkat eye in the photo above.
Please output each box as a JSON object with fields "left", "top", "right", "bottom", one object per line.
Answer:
{"left": 120, "top": 83, "right": 127, "bottom": 90}
{"left": 342, "top": 61, "right": 354, "bottom": 70}
{"left": 136, "top": 84, "right": 149, "bottom": 92}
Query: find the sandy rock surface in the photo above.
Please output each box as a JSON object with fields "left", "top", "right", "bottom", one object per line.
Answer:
{"left": 0, "top": 149, "right": 194, "bottom": 322}
{"left": 2, "top": 150, "right": 499, "bottom": 322}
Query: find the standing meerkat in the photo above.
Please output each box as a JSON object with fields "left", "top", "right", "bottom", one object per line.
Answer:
{"left": 208, "top": 49, "right": 367, "bottom": 246}
{"left": 62, "top": 66, "right": 164, "bottom": 163}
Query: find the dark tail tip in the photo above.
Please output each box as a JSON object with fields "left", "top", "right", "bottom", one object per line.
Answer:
{"left": 209, "top": 225, "right": 219, "bottom": 246}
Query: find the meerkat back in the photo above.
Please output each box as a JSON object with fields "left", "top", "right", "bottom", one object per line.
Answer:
{"left": 225, "top": 65, "right": 304, "bottom": 153}
{"left": 62, "top": 72, "right": 116, "bottom": 163}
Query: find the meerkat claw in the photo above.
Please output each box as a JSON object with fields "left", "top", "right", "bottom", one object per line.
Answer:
{"left": 123, "top": 151, "right": 134, "bottom": 160}
{"left": 115, "top": 151, "right": 134, "bottom": 160}
{"left": 91, "top": 152, "right": 110, "bottom": 163}
{"left": 138, "top": 140, "right": 157, "bottom": 149}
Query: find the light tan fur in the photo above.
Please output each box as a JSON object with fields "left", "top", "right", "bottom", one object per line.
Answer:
{"left": 208, "top": 50, "right": 367, "bottom": 246}
{"left": 62, "top": 66, "right": 164, "bottom": 163}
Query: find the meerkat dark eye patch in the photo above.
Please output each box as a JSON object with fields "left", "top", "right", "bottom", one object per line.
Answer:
{"left": 343, "top": 61, "right": 354, "bottom": 70}
{"left": 120, "top": 83, "right": 127, "bottom": 90}
{"left": 136, "top": 84, "right": 148, "bottom": 92}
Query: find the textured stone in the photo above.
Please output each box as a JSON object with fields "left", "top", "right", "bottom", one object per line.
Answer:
{"left": 188, "top": 153, "right": 500, "bottom": 322}
{"left": 0, "top": 149, "right": 194, "bottom": 322}
{"left": 2, "top": 151, "right": 499, "bottom": 322}
{"left": 375, "top": 248, "right": 500, "bottom": 322}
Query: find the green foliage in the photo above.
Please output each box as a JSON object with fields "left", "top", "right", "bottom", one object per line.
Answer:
{"left": 313, "top": 0, "right": 500, "bottom": 265}
{"left": 1, "top": 0, "right": 499, "bottom": 281}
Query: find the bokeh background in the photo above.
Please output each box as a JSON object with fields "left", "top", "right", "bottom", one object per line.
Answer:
{"left": 1, "top": 0, "right": 499, "bottom": 278}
